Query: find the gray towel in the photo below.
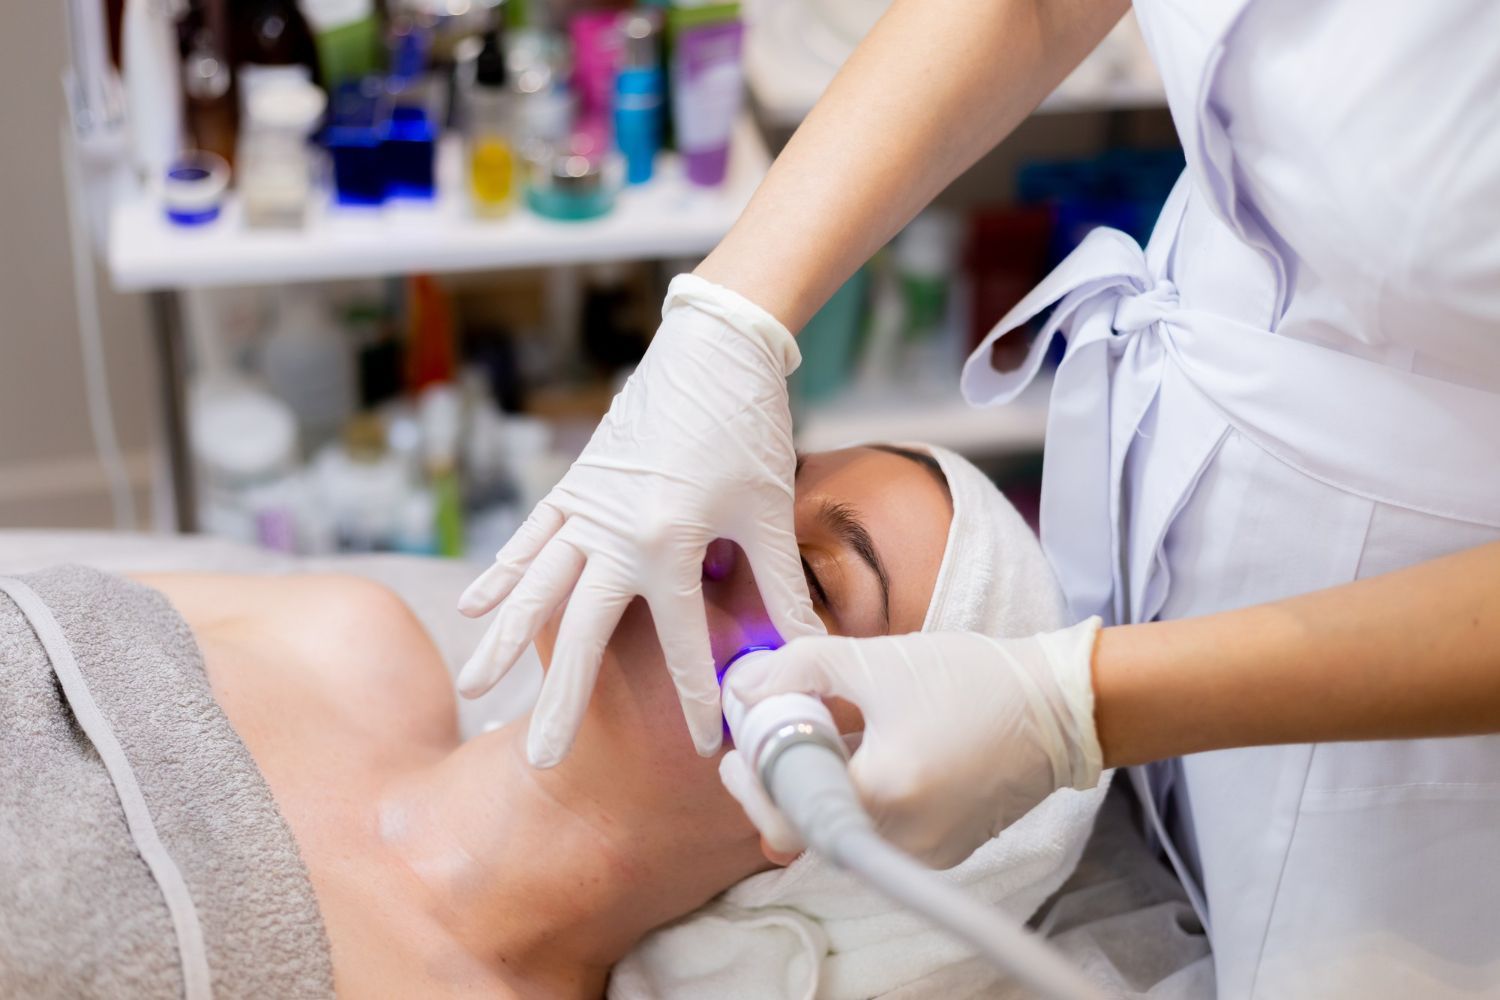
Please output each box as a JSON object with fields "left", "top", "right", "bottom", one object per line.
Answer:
{"left": 0, "top": 565, "right": 335, "bottom": 999}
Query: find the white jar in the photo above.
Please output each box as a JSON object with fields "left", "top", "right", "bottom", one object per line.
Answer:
{"left": 240, "top": 78, "right": 327, "bottom": 228}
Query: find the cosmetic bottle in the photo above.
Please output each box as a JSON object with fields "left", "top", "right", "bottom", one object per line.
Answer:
{"left": 259, "top": 286, "right": 355, "bottom": 451}
{"left": 526, "top": 150, "right": 616, "bottom": 221}
{"left": 508, "top": 29, "right": 574, "bottom": 169}
{"left": 190, "top": 374, "right": 299, "bottom": 547}
{"left": 613, "top": 11, "right": 663, "bottom": 185}
{"left": 568, "top": 9, "right": 623, "bottom": 156}
{"left": 670, "top": 9, "right": 745, "bottom": 187}
{"left": 419, "top": 384, "right": 465, "bottom": 558}
{"left": 161, "top": 152, "right": 229, "bottom": 226}
{"left": 325, "top": 79, "right": 388, "bottom": 205}
{"left": 301, "top": 0, "right": 381, "bottom": 88}
{"left": 181, "top": 19, "right": 237, "bottom": 166}
{"left": 382, "top": 16, "right": 438, "bottom": 200}
{"left": 464, "top": 29, "right": 517, "bottom": 217}
{"left": 232, "top": 0, "right": 319, "bottom": 112}
{"left": 123, "top": 0, "right": 185, "bottom": 182}
{"left": 239, "top": 77, "right": 326, "bottom": 228}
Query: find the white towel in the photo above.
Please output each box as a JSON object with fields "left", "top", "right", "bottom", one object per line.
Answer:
{"left": 611, "top": 444, "right": 1109, "bottom": 999}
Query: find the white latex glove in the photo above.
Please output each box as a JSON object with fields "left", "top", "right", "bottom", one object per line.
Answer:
{"left": 457, "top": 274, "right": 824, "bottom": 767}
{"left": 724, "top": 621, "right": 1105, "bottom": 868}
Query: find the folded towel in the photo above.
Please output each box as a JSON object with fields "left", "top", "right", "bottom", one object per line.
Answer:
{"left": 611, "top": 445, "right": 1109, "bottom": 999}
{"left": 0, "top": 565, "right": 334, "bottom": 999}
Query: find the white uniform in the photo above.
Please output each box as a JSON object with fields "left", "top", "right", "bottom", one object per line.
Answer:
{"left": 962, "top": 1, "right": 1500, "bottom": 996}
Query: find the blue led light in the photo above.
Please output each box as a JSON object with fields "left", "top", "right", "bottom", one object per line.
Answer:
{"left": 718, "top": 644, "right": 779, "bottom": 687}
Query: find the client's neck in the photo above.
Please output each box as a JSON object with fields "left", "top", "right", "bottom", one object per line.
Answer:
{"left": 380, "top": 723, "right": 753, "bottom": 999}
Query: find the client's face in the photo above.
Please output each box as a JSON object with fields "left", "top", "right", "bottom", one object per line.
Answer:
{"left": 531, "top": 447, "right": 952, "bottom": 871}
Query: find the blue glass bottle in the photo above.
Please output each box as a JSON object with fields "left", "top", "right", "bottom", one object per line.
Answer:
{"left": 325, "top": 80, "right": 387, "bottom": 206}
{"left": 381, "top": 18, "right": 436, "bottom": 201}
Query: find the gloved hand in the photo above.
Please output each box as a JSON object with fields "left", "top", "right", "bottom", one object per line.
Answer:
{"left": 723, "top": 621, "right": 1105, "bottom": 868}
{"left": 457, "top": 274, "right": 824, "bottom": 768}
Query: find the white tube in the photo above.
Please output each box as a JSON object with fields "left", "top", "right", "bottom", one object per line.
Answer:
{"left": 122, "top": 0, "right": 184, "bottom": 182}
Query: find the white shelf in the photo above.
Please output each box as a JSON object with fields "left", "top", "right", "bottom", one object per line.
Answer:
{"left": 106, "top": 119, "right": 770, "bottom": 292}
{"left": 795, "top": 375, "right": 1051, "bottom": 457}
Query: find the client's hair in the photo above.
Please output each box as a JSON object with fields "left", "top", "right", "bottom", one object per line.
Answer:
{"left": 868, "top": 444, "right": 951, "bottom": 499}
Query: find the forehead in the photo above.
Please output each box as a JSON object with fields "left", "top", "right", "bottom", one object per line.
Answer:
{"left": 795, "top": 447, "right": 952, "bottom": 633}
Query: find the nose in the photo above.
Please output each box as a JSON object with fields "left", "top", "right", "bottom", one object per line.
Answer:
{"left": 703, "top": 538, "right": 737, "bottom": 581}
{"left": 701, "top": 539, "right": 779, "bottom": 672}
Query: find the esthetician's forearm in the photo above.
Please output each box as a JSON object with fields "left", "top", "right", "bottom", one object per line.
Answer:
{"left": 1093, "top": 540, "right": 1500, "bottom": 767}
{"left": 696, "top": 0, "right": 1128, "bottom": 331}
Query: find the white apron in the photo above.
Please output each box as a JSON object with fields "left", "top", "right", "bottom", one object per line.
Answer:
{"left": 962, "top": 1, "right": 1500, "bottom": 996}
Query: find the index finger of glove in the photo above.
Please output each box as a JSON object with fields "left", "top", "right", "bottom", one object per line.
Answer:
{"left": 458, "top": 502, "right": 564, "bottom": 617}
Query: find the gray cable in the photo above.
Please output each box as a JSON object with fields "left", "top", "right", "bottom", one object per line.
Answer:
{"left": 764, "top": 742, "right": 1106, "bottom": 1000}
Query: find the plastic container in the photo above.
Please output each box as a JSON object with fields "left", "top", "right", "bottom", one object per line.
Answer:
{"left": 508, "top": 29, "right": 574, "bottom": 165}
{"left": 383, "top": 17, "right": 438, "bottom": 201}
{"left": 232, "top": 0, "right": 319, "bottom": 113}
{"left": 190, "top": 375, "right": 299, "bottom": 545}
{"left": 325, "top": 80, "right": 388, "bottom": 206}
{"left": 161, "top": 152, "right": 229, "bottom": 226}
{"left": 302, "top": 0, "right": 381, "bottom": 87}
{"left": 313, "top": 414, "right": 410, "bottom": 551}
{"left": 124, "top": 0, "right": 184, "bottom": 181}
{"left": 419, "top": 384, "right": 465, "bottom": 557}
{"left": 526, "top": 151, "right": 616, "bottom": 221}
{"left": 790, "top": 267, "right": 869, "bottom": 404}
{"left": 671, "top": 13, "right": 745, "bottom": 187}
{"left": 893, "top": 210, "right": 962, "bottom": 377}
{"left": 239, "top": 78, "right": 326, "bottom": 228}
{"left": 182, "top": 26, "right": 237, "bottom": 166}
{"left": 613, "top": 12, "right": 664, "bottom": 185}
{"left": 259, "top": 287, "right": 355, "bottom": 450}
{"left": 568, "top": 9, "right": 623, "bottom": 155}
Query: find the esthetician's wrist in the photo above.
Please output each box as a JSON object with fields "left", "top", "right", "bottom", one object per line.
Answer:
{"left": 694, "top": 244, "right": 822, "bottom": 335}
{"left": 1091, "top": 620, "right": 1192, "bottom": 770}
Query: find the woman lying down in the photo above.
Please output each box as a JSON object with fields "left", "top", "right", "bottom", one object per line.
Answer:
{"left": 0, "top": 444, "right": 1120, "bottom": 999}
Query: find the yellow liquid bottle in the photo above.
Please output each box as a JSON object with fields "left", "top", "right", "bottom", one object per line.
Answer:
{"left": 470, "top": 135, "right": 515, "bottom": 217}
{"left": 465, "top": 29, "right": 516, "bottom": 219}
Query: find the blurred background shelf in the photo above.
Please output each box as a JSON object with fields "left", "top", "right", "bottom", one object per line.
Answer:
{"left": 745, "top": 5, "right": 1164, "bottom": 130}
{"left": 108, "top": 120, "right": 770, "bottom": 292}
{"left": 796, "top": 376, "right": 1050, "bottom": 457}
{"left": 15, "top": 0, "right": 1183, "bottom": 553}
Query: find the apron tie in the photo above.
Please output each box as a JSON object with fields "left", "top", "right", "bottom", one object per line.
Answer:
{"left": 962, "top": 215, "right": 1189, "bottom": 625}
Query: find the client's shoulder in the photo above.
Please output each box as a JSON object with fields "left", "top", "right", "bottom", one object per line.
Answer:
{"left": 137, "top": 572, "right": 460, "bottom": 750}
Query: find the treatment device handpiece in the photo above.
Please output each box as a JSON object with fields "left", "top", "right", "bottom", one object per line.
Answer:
{"left": 718, "top": 647, "right": 1107, "bottom": 1000}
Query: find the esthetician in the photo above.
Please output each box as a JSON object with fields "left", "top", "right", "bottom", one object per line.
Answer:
{"left": 459, "top": 2, "right": 1500, "bottom": 995}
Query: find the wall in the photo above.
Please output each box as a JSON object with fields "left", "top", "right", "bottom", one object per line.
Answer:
{"left": 0, "top": 0, "right": 159, "bottom": 530}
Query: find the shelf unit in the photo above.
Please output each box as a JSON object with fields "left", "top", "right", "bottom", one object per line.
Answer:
{"left": 795, "top": 375, "right": 1050, "bottom": 458}
{"left": 108, "top": 120, "right": 771, "bottom": 292}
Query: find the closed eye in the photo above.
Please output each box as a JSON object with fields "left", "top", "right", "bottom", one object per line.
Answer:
{"left": 801, "top": 555, "right": 830, "bottom": 609}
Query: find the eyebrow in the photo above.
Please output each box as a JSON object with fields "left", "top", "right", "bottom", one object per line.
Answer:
{"left": 816, "top": 499, "right": 892, "bottom": 629}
